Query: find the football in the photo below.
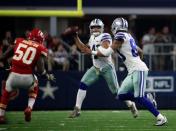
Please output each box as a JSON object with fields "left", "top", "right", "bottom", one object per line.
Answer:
{"left": 61, "top": 26, "right": 79, "bottom": 37}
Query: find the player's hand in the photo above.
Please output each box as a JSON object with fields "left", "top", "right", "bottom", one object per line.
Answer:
{"left": 81, "top": 47, "right": 92, "bottom": 55}
{"left": 5, "top": 66, "right": 12, "bottom": 71}
{"left": 46, "top": 73, "right": 56, "bottom": 82}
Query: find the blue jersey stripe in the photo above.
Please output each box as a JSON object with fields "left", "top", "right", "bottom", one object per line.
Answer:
{"left": 102, "top": 35, "right": 111, "bottom": 39}
{"left": 102, "top": 34, "right": 110, "bottom": 37}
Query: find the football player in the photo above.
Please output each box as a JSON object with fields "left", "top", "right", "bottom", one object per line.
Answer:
{"left": 68, "top": 19, "right": 138, "bottom": 118}
{"left": 0, "top": 28, "right": 55, "bottom": 124}
{"left": 103, "top": 17, "right": 167, "bottom": 126}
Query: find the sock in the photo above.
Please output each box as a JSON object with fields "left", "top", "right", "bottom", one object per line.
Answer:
{"left": 75, "top": 89, "right": 87, "bottom": 109}
{"left": 157, "top": 113, "right": 164, "bottom": 120}
{"left": 137, "top": 97, "right": 159, "bottom": 117}
{"left": 28, "top": 98, "right": 35, "bottom": 109}
{"left": 0, "top": 87, "right": 10, "bottom": 116}
{"left": 0, "top": 88, "right": 10, "bottom": 109}
{"left": 125, "top": 100, "right": 133, "bottom": 108}
{"left": 28, "top": 86, "right": 38, "bottom": 109}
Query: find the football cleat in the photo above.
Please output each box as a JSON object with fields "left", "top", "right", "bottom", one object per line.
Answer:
{"left": 129, "top": 102, "right": 138, "bottom": 118}
{"left": 155, "top": 116, "right": 167, "bottom": 126}
{"left": 0, "top": 116, "right": 6, "bottom": 124}
{"left": 24, "top": 107, "right": 32, "bottom": 122}
{"left": 68, "top": 106, "right": 80, "bottom": 118}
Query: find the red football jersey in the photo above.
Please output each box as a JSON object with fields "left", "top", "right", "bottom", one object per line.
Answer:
{"left": 11, "top": 38, "right": 48, "bottom": 74}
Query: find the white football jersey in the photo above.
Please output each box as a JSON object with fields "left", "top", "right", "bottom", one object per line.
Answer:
{"left": 114, "top": 32, "right": 149, "bottom": 74}
{"left": 88, "top": 33, "right": 114, "bottom": 69}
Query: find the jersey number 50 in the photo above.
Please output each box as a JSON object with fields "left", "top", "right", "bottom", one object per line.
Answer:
{"left": 13, "top": 43, "right": 36, "bottom": 65}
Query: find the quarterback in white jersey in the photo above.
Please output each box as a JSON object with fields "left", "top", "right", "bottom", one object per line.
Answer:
{"left": 69, "top": 18, "right": 138, "bottom": 118}
{"left": 110, "top": 17, "right": 167, "bottom": 126}
{"left": 88, "top": 32, "right": 114, "bottom": 69}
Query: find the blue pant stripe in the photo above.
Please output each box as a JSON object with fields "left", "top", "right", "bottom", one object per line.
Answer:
{"left": 112, "top": 67, "right": 118, "bottom": 88}
{"left": 140, "top": 71, "right": 144, "bottom": 97}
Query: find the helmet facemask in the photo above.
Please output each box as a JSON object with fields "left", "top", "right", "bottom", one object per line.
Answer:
{"left": 89, "top": 19, "right": 104, "bottom": 37}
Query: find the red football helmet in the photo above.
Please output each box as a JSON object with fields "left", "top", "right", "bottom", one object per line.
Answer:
{"left": 28, "top": 28, "right": 45, "bottom": 43}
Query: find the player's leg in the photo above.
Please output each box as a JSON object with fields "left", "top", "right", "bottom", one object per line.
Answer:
{"left": 146, "top": 92, "right": 157, "bottom": 109}
{"left": 27, "top": 75, "right": 38, "bottom": 110}
{"left": 116, "top": 73, "right": 138, "bottom": 118}
{"left": 69, "top": 66, "right": 99, "bottom": 118}
{"left": 133, "top": 71, "right": 167, "bottom": 126}
{"left": 24, "top": 75, "right": 39, "bottom": 122}
{"left": 0, "top": 73, "right": 14, "bottom": 124}
{"left": 101, "top": 65, "right": 119, "bottom": 94}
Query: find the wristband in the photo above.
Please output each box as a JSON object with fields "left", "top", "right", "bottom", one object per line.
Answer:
{"left": 91, "top": 51, "right": 98, "bottom": 55}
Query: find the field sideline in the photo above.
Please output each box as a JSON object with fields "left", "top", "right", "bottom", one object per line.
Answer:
{"left": 0, "top": 110, "right": 175, "bottom": 131}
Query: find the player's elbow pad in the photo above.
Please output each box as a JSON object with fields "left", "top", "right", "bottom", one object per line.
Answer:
{"left": 98, "top": 46, "right": 114, "bottom": 56}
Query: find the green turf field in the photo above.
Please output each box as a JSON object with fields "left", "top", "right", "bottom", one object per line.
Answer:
{"left": 0, "top": 110, "right": 174, "bottom": 131}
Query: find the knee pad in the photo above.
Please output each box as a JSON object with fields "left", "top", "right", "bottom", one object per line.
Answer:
{"left": 1, "top": 81, "right": 19, "bottom": 101}
{"left": 79, "top": 82, "right": 88, "bottom": 90}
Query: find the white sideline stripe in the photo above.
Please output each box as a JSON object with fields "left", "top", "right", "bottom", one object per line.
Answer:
{"left": 111, "top": 111, "right": 121, "bottom": 113}
{"left": 0, "top": 128, "right": 7, "bottom": 131}
{"left": 7, "top": 127, "right": 173, "bottom": 130}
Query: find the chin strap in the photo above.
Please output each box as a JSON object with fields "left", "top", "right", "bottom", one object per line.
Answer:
{"left": 92, "top": 32, "right": 101, "bottom": 37}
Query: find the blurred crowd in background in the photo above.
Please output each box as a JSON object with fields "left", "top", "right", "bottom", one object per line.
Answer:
{"left": 0, "top": 23, "right": 176, "bottom": 72}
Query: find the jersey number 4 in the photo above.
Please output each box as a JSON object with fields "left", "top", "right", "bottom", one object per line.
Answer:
{"left": 13, "top": 43, "right": 36, "bottom": 65}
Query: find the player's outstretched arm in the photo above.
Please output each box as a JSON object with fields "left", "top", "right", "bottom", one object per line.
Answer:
{"left": 111, "top": 40, "right": 123, "bottom": 51}
{"left": 36, "top": 55, "right": 56, "bottom": 81}
{"left": 62, "top": 26, "right": 91, "bottom": 54}
{"left": 0, "top": 45, "right": 14, "bottom": 61}
{"left": 73, "top": 35, "right": 91, "bottom": 54}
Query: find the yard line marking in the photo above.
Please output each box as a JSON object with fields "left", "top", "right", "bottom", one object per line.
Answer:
{"left": 59, "top": 123, "right": 65, "bottom": 126}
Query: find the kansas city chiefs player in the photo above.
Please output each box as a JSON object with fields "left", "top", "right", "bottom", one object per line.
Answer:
{"left": 0, "top": 28, "right": 55, "bottom": 124}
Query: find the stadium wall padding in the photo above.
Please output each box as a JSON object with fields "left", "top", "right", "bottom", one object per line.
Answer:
{"left": 0, "top": 70, "right": 175, "bottom": 110}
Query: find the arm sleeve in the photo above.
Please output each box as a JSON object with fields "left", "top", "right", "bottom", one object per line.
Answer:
{"left": 114, "top": 33, "right": 126, "bottom": 41}
{"left": 101, "top": 33, "right": 112, "bottom": 43}
{"left": 97, "top": 46, "right": 114, "bottom": 57}
{"left": 40, "top": 45, "right": 48, "bottom": 57}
